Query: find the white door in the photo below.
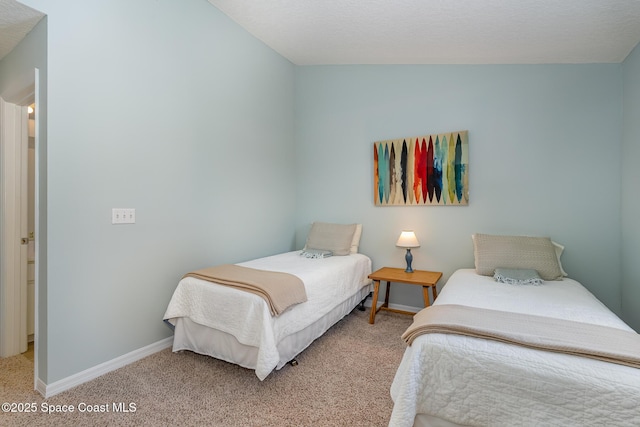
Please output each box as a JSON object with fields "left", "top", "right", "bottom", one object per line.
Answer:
{"left": 0, "top": 98, "right": 29, "bottom": 357}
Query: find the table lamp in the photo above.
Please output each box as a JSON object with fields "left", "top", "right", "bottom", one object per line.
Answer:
{"left": 396, "top": 231, "right": 420, "bottom": 273}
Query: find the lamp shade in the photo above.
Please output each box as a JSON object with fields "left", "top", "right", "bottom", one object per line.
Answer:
{"left": 396, "top": 231, "right": 420, "bottom": 248}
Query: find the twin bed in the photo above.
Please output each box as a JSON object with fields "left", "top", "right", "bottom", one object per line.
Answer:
{"left": 163, "top": 222, "right": 371, "bottom": 380}
{"left": 390, "top": 234, "right": 640, "bottom": 427}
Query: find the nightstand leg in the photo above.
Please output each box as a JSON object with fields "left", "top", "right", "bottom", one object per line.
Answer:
{"left": 383, "top": 281, "right": 391, "bottom": 308}
{"left": 369, "top": 280, "right": 381, "bottom": 324}
{"left": 422, "top": 286, "right": 432, "bottom": 308}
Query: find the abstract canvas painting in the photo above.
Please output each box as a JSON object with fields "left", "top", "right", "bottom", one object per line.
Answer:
{"left": 374, "top": 130, "right": 468, "bottom": 206}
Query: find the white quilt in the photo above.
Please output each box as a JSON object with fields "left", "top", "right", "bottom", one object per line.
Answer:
{"left": 389, "top": 269, "right": 640, "bottom": 427}
{"left": 163, "top": 251, "right": 372, "bottom": 380}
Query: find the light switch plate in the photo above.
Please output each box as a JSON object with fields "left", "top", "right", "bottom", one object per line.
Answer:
{"left": 112, "top": 208, "right": 135, "bottom": 224}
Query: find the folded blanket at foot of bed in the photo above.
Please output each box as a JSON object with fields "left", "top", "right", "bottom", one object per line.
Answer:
{"left": 402, "top": 304, "right": 640, "bottom": 369}
{"left": 183, "top": 264, "right": 307, "bottom": 316}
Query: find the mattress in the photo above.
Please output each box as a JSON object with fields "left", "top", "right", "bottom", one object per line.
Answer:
{"left": 163, "top": 251, "right": 372, "bottom": 380}
{"left": 389, "top": 269, "right": 640, "bottom": 427}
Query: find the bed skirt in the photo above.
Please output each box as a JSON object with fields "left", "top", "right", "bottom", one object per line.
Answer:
{"left": 171, "top": 284, "right": 372, "bottom": 373}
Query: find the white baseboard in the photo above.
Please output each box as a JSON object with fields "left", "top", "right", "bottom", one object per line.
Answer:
{"left": 35, "top": 377, "right": 46, "bottom": 396}
{"left": 363, "top": 298, "right": 422, "bottom": 314}
{"left": 41, "top": 336, "right": 173, "bottom": 398}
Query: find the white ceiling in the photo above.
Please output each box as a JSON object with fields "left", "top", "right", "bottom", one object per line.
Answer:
{"left": 1, "top": 1, "right": 640, "bottom": 65}
{"left": 0, "top": 0, "right": 44, "bottom": 61}
{"left": 208, "top": 0, "right": 640, "bottom": 65}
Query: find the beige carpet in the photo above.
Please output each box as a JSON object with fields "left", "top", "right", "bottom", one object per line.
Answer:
{"left": 0, "top": 309, "right": 412, "bottom": 427}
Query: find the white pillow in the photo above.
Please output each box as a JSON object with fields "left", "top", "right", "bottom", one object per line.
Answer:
{"left": 552, "top": 241, "right": 568, "bottom": 276}
{"left": 471, "top": 235, "right": 568, "bottom": 276}
{"left": 472, "top": 233, "right": 564, "bottom": 281}
{"left": 350, "top": 224, "right": 362, "bottom": 254}
{"left": 305, "top": 222, "right": 357, "bottom": 256}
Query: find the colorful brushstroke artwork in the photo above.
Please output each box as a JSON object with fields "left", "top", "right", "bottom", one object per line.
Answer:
{"left": 374, "top": 131, "right": 468, "bottom": 206}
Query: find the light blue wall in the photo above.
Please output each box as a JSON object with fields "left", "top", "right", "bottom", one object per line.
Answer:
{"left": 0, "top": 16, "right": 48, "bottom": 381}
{"left": 295, "top": 65, "right": 623, "bottom": 314}
{"left": 5, "top": 0, "right": 636, "bottom": 387}
{"left": 20, "top": 0, "right": 296, "bottom": 383}
{"left": 622, "top": 42, "right": 640, "bottom": 332}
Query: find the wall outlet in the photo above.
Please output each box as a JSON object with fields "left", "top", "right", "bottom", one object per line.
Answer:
{"left": 112, "top": 208, "right": 135, "bottom": 224}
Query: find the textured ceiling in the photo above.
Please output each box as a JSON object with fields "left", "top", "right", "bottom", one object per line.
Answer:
{"left": 208, "top": 0, "right": 640, "bottom": 65}
{"left": 0, "top": 0, "right": 44, "bottom": 61}
{"left": 2, "top": 1, "right": 640, "bottom": 66}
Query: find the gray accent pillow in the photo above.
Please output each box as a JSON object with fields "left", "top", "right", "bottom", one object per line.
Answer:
{"left": 473, "top": 234, "right": 563, "bottom": 281}
{"left": 494, "top": 268, "right": 543, "bottom": 285}
{"left": 305, "top": 222, "right": 357, "bottom": 256}
{"left": 300, "top": 249, "right": 333, "bottom": 259}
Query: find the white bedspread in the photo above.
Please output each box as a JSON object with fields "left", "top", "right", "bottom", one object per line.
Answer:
{"left": 389, "top": 269, "right": 640, "bottom": 427}
{"left": 163, "top": 251, "right": 371, "bottom": 380}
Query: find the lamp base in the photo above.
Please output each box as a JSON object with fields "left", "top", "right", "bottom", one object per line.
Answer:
{"left": 405, "top": 248, "right": 414, "bottom": 273}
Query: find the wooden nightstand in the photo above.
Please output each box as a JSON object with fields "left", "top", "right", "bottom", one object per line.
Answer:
{"left": 368, "top": 267, "right": 442, "bottom": 324}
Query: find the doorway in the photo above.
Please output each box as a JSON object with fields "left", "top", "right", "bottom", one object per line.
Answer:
{"left": 0, "top": 88, "right": 37, "bottom": 388}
